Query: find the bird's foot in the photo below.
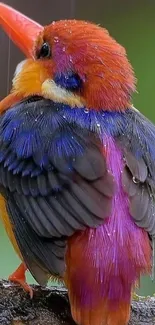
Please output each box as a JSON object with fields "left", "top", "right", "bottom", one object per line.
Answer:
{"left": 8, "top": 262, "right": 33, "bottom": 298}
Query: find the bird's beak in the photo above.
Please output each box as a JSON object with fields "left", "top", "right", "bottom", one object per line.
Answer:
{"left": 0, "top": 3, "right": 43, "bottom": 57}
{"left": 0, "top": 3, "right": 43, "bottom": 113}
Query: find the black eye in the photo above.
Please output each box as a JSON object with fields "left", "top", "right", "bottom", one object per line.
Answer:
{"left": 37, "top": 42, "right": 51, "bottom": 59}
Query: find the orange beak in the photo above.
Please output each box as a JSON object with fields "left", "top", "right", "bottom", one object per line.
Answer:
{"left": 0, "top": 3, "right": 44, "bottom": 112}
{"left": 0, "top": 3, "right": 43, "bottom": 58}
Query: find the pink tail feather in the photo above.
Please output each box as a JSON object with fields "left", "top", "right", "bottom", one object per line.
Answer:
{"left": 65, "top": 138, "right": 151, "bottom": 325}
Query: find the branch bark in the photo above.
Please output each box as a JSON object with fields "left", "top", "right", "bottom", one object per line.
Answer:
{"left": 0, "top": 280, "right": 155, "bottom": 325}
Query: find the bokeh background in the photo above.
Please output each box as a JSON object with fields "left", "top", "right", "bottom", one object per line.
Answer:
{"left": 0, "top": 0, "right": 155, "bottom": 295}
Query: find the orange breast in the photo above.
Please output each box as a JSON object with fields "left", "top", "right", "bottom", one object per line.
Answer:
{"left": 0, "top": 195, "right": 22, "bottom": 260}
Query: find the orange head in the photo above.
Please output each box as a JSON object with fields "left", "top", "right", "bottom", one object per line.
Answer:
{"left": 0, "top": 3, "right": 136, "bottom": 112}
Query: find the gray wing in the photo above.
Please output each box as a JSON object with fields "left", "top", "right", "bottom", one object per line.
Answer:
{"left": 0, "top": 98, "right": 116, "bottom": 284}
{"left": 118, "top": 107, "right": 155, "bottom": 237}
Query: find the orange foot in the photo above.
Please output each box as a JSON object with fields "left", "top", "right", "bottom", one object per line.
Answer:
{"left": 8, "top": 262, "right": 33, "bottom": 298}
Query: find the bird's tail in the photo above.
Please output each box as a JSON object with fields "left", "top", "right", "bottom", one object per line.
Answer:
{"left": 65, "top": 138, "right": 151, "bottom": 325}
{"left": 65, "top": 225, "right": 151, "bottom": 325}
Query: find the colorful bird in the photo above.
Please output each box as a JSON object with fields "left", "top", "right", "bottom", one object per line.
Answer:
{"left": 0, "top": 3, "right": 154, "bottom": 325}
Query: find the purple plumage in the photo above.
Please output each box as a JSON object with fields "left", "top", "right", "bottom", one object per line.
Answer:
{"left": 65, "top": 136, "right": 151, "bottom": 325}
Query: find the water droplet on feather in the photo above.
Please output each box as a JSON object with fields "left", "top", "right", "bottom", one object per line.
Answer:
{"left": 84, "top": 108, "right": 89, "bottom": 114}
{"left": 132, "top": 176, "right": 140, "bottom": 184}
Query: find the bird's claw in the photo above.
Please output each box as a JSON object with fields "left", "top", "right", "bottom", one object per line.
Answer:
{"left": 132, "top": 292, "right": 140, "bottom": 301}
{"left": 8, "top": 262, "right": 33, "bottom": 299}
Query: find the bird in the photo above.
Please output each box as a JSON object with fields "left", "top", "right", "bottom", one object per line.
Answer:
{"left": 0, "top": 3, "right": 154, "bottom": 325}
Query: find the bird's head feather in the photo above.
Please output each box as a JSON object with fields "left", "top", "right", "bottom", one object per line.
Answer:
{"left": 0, "top": 3, "right": 136, "bottom": 112}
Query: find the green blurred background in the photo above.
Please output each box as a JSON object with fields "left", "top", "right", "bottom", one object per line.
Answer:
{"left": 0, "top": 0, "right": 155, "bottom": 295}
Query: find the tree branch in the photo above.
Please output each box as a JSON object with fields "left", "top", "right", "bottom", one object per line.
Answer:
{"left": 0, "top": 280, "right": 155, "bottom": 325}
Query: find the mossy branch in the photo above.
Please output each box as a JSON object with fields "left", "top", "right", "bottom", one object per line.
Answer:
{"left": 0, "top": 280, "right": 155, "bottom": 325}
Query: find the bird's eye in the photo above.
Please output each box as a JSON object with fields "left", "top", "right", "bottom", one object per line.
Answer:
{"left": 37, "top": 42, "right": 51, "bottom": 59}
